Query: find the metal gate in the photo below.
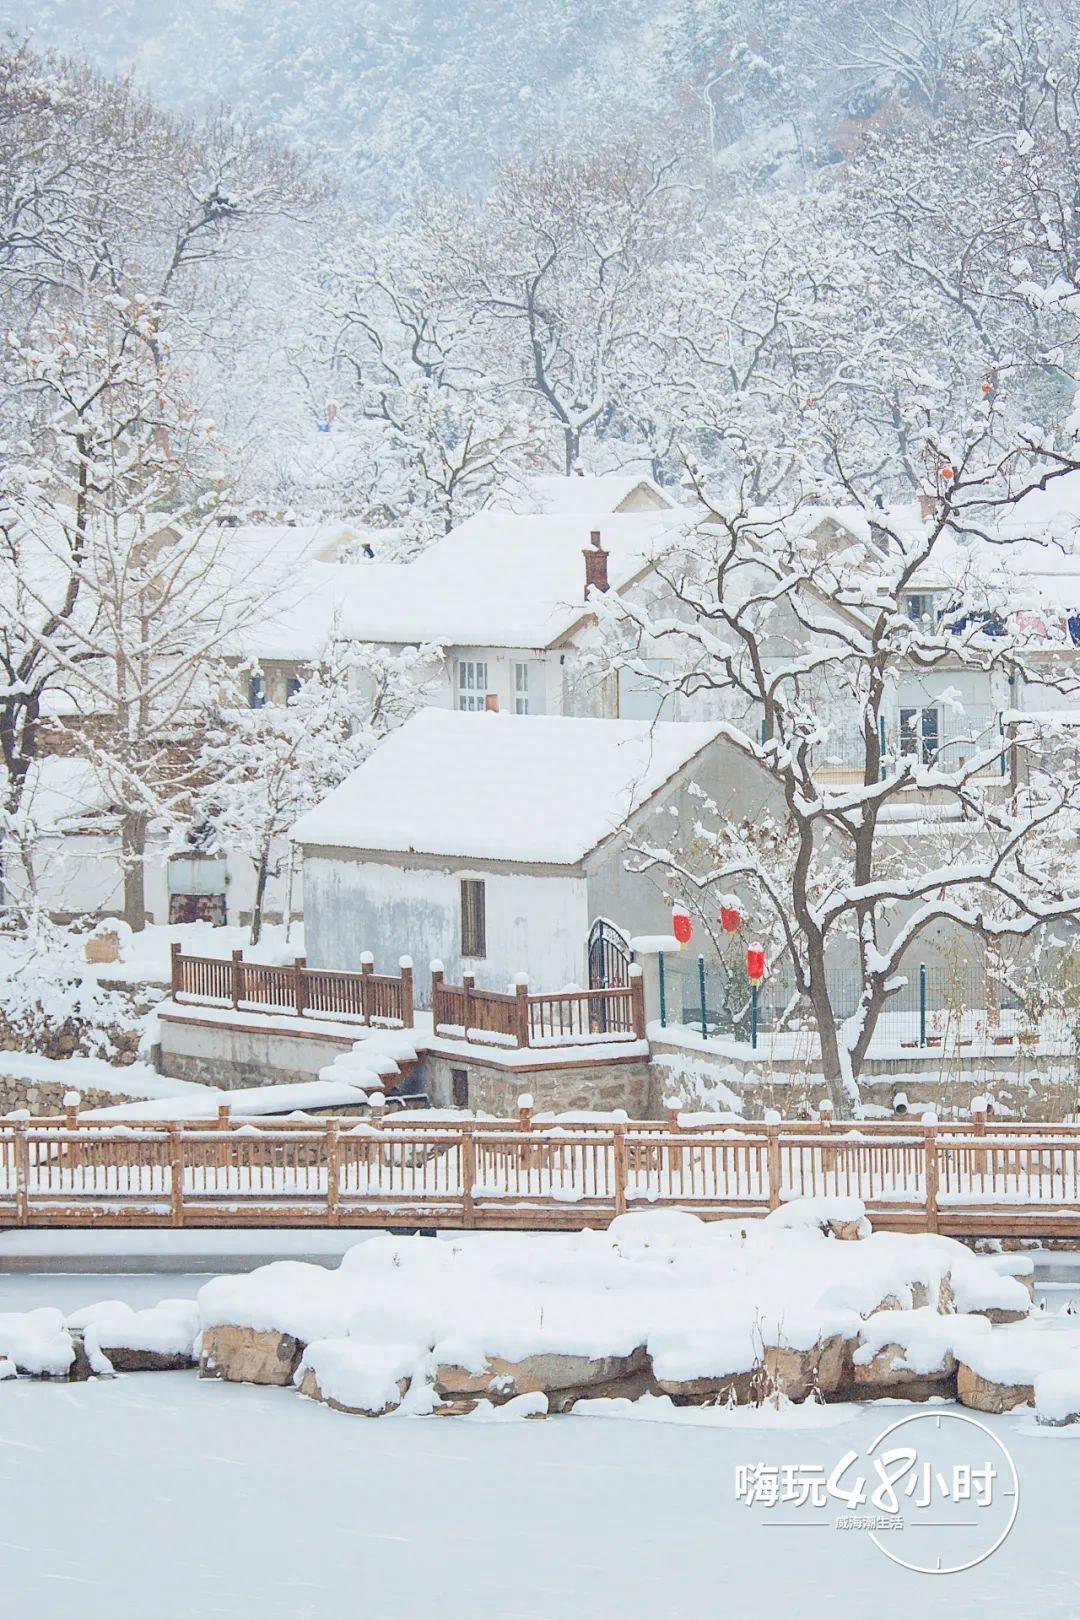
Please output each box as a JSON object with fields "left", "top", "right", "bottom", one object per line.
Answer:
{"left": 587, "top": 918, "right": 632, "bottom": 990}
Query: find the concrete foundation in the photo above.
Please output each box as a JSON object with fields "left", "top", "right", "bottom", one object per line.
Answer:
{"left": 157, "top": 1007, "right": 356, "bottom": 1089}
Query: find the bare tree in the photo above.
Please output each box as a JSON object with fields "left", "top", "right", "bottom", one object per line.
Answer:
{"left": 597, "top": 423, "right": 1080, "bottom": 1113}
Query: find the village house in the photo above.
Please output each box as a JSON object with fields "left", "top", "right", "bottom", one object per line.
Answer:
{"left": 16, "top": 472, "right": 1080, "bottom": 932}
{"left": 289, "top": 707, "right": 757, "bottom": 1006}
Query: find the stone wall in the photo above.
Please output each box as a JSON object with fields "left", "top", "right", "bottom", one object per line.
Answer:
{"left": 0, "top": 1019, "right": 143, "bottom": 1066}
{"left": 648, "top": 1040, "right": 1080, "bottom": 1121}
{"left": 0, "top": 1078, "right": 132, "bottom": 1115}
{"left": 419, "top": 1051, "right": 651, "bottom": 1114}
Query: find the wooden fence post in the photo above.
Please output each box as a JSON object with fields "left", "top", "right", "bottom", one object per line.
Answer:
{"left": 170, "top": 940, "right": 183, "bottom": 997}
{"left": 765, "top": 1111, "right": 782, "bottom": 1211}
{"left": 399, "top": 956, "right": 414, "bottom": 1029}
{"left": 216, "top": 1102, "right": 231, "bottom": 1169}
{"left": 360, "top": 954, "right": 374, "bottom": 1024}
{"left": 230, "top": 949, "right": 243, "bottom": 1009}
{"left": 818, "top": 1097, "right": 835, "bottom": 1179}
{"left": 517, "top": 1090, "right": 533, "bottom": 1173}
{"left": 461, "top": 1121, "right": 476, "bottom": 1228}
{"left": 629, "top": 964, "right": 646, "bottom": 1039}
{"left": 13, "top": 1122, "right": 29, "bottom": 1226}
{"left": 293, "top": 956, "right": 307, "bottom": 1017}
{"left": 326, "top": 1122, "right": 340, "bottom": 1226}
{"left": 613, "top": 1120, "right": 627, "bottom": 1218}
{"left": 63, "top": 1092, "right": 81, "bottom": 1174}
{"left": 430, "top": 962, "right": 445, "bottom": 1031}
{"left": 463, "top": 971, "right": 475, "bottom": 1038}
{"left": 923, "top": 1113, "right": 940, "bottom": 1233}
{"left": 971, "top": 1096, "right": 988, "bottom": 1178}
{"left": 665, "top": 1095, "right": 683, "bottom": 1194}
{"left": 514, "top": 976, "right": 530, "bottom": 1047}
{"left": 168, "top": 1123, "right": 185, "bottom": 1227}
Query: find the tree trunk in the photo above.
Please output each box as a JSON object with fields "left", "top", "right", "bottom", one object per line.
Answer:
{"left": 249, "top": 850, "right": 270, "bottom": 946}
{"left": 121, "top": 811, "right": 148, "bottom": 932}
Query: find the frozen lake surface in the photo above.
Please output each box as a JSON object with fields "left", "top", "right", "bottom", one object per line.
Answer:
{"left": 0, "top": 1371, "right": 1077, "bottom": 1620}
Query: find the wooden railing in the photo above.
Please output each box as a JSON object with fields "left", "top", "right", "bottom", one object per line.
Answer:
{"left": 431, "top": 967, "right": 645, "bottom": 1048}
{"left": 171, "top": 945, "right": 414, "bottom": 1028}
{"left": 4, "top": 1104, "right": 1080, "bottom": 1234}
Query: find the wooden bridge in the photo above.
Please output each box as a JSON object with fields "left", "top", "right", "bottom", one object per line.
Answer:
{"left": 4, "top": 1108, "right": 1080, "bottom": 1236}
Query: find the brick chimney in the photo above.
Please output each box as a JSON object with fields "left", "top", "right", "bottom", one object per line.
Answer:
{"left": 583, "top": 529, "right": 609, "bottom": 597}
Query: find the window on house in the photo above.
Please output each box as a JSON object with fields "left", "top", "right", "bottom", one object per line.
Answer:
{"left": 455, "top": 660, "right": 489, "bottom": 711}
{"left": 248, "top": 673, "right": 267, "bottom": 709}
{"left": 284, "top": 675, "right": 303, "bottom": 702}
{"left": 451, "top": 1067, "right": 469, "bottom": 1107}
{"left": 902, "top": 592, "right": 938, "bottom": 627}
{"left": 899, "top": 706, "right": 941, "bottom": 764}
{"left": 460, "top": 879, "right": 486, "bottom": 958}
{"left": 513, "top": 662, "right": 530, "bottom": 714}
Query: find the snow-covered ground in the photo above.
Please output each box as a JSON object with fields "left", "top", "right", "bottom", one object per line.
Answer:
{"left": 83, "top": 921, "right": 306, "bottom": 985}
{"left": 0, "top": 1375, "right": 1073, "bottom": 1620}
{"left": 0, "top": 1049, "right": 205, "bottom": 1102}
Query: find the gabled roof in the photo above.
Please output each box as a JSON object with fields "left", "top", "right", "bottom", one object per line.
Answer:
{"left": 334, "top": 507, "right": 691, "bottom": 649}
{"left": 502, "top": 473, "right": 673, "bottom": 516}
{"left": 290, "top": 709, "right": 723, "bottom": 865}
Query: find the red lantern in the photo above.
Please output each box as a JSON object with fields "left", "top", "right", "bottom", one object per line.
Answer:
{"left": 720, "top": 905, "right": 741, "bottom": 934}
{"left": 746, "top": 945, "right": 766, "bottom": 984}
{"left": 672, "top": 906, "right": 693, "bottom": 946}
{"left": 939, "top": 465, "right": 954, "bottom": 482}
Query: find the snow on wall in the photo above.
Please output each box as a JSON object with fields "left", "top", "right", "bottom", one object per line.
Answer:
{"left": 303, "top": 854, "right": 590, "bottom": 1000}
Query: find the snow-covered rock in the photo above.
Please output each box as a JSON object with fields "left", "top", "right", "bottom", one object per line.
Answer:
{"left": 83, "top": 1300, "right": 199, "bottom": 1374}
{"left": 296, "top": 1340, "right": 417, "bottom": 1416}
{"left": 200, "top": 1324, "right": 305, "bottom": 1386}
{"left": 1035, "top": 1368, "right": 1080, "bottom": 1426}
{"left": 432, "top": 1346, "right": 649, "bottom": 1412}
{"left": 765, "top": 1196, "right": 871, "bottom": 1241}
{"left": 958, "top": 1324, "right": 1080, "bottom": 1412}
{"left": 0, "top": 1308, "right": 76, "bottom": 1379}
{"left": 852, "top": 1308, "right": 992, "bottom": 1398}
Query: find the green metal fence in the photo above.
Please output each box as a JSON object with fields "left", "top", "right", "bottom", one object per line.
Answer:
{"left": 661, "top": 956, "right": 1055, "bottom": 1052}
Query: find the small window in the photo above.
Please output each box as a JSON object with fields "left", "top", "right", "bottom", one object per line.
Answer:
{"left": 513, "top": 662, "right": 530, "bottom": 714}
{"left": 456, "top": 660, "right": 489, "bottom": 712}
{"left": 460, "top": 878, "right": 486, "bottom": 958}
{"left": 248, "top": 673, "right": 267, "bottom": 709}
{"left": 903, "top": 592, "right": 938, "bottom": 626}
{"left": 899, "top": 706, "right": 940, "bottom": 764}
{"left": 284, "top": 675, "right": 302, "bottom": 702}
{"left": 451, "top": 1067, "right": 469, "bottom": 1107}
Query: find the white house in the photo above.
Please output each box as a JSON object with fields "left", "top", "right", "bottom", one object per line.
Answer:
{"left": 240, "top": 474, "right": 695, "bottom": 723}
{"left": 290, "top": 707, "right": 750, "bottom": 1001}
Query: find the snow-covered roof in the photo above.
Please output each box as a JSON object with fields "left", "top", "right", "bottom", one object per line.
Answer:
{"left": 216, "top": 523, "right": 390, "bottom": 661}
{"left": 291, "top": 709, "right": 723, "bottom": 864}
{"left": 21, "top": 758, "right": 116, "bottom": 831}
{"left": 500, "top": 473, "right": 673, "bottom": 516}
{"left": 335, "top": 508, "right": 691, "bottom": 649}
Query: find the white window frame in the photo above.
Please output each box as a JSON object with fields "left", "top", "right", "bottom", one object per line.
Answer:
{"left": 513, "top": 661, "right": 530, "bottom": 714}
{"left": 455, "top": 659, "right": 489, "bottom": 712}
{"left": 899, "top": 705, "right": 941, "bottom": 764}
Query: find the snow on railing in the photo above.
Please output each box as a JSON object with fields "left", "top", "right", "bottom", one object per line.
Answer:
{"left": 2, "top": 1104, "right": 1077, "bottom": 1233}
{"left": 170, "top": 944, "right": 413, "bottom": 1028}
